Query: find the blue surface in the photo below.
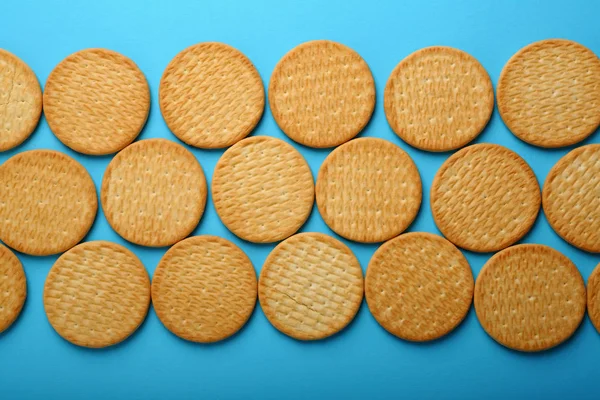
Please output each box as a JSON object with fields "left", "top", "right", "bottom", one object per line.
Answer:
{"left": 1, "top": 0, "right": 599, "bottom": 398}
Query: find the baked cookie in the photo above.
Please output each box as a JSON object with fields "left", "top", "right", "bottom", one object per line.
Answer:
{"left": 0, "top": 244, "right": 26, "bottom": 333}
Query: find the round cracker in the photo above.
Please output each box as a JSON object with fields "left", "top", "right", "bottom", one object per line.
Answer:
{"left": 366, "top": 232, "right": 473, "bottom": 341}
{"left": 212, "top": 136, "right": 314, "bottom": 243}
{"left": 160, "top": 42, "right": 264, "bottom": 149}
{"left": 0, "top": 244, "right": 26, "bottom": 333}
{"left": 316, "top": 138, "right": 422, "bottom": 243}
{"left": 475, "top": 244, "right": 585, "bottom": 352}
{"left": 258, "top": 232, "right": 363, "bottom": 340}
{"left": 152, "top": 235, "right": 257, "bottom": 343}
{"left": 0, "top": 49, "right": 42, "bottom": 151}
{"left": 269, "top": 40, "right": 375, "bottom": 148}
{"left": 384, "top": 46, "right": 493, "bottom": 152}
{"left": 44, "top": 48, "right": 150, "bottom": 155}
{"left": 587, "top": 262, "right": 600, "bottom": 334}
{"left": 101, "top": 139, "right": 207, "bottom": 247}
{"left": 431, "top": 144, "right": 540, "bottom": 253}
{"left": 497, "top": 39, "right": 600, "bottom": 148}
{"left": 44, "top": 241, "right": 150, "bottom": 348}
{"left": 0, "top": 150, "right": 97, "bottom": 256}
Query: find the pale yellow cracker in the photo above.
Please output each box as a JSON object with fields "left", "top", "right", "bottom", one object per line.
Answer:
{"left": 365, "top": 232, "right": 473, "bottom": 341}
{"left": 497, "top": 39, "right": 600, "bottom": 148}
{"left": 0, "top": 244, "right": 26, "bottom": 333}
{"left": 431, "top": 144, "right": 540, "bottom": 253}
{"left": 212, "top": 136, "right": 314, "bottom": 243}
{"left": 101, "top": 139, "right": 207, "bottom": 247}
{"left": 44, "top": 241, "right": 150, "bottom": 348}
{"left": 0, "top": 150, "right": 97, "bottom": 256}
{"left": 152, "top": 235, "right": 257, "bottom": 343}
{"left": 587, "top": 262, "right": 600, "bottom": 333}
{"left": 160, "top": 42, "right": 264, "bottom": 149}
{"left": 475, "top": 244, "right": 585, "bottom": 352}
{"left": 316, "top": 138, "right": 422, "bottom": 243}
{"left": 384, "top": 46, "right": 494, "bottom": 152}
{"left": 258, "top": 232, "right": 363, "bottom": 340}
{"left": 269, "top": 40, "right": 375, "bottom": 148}
{"left": 44, "top": 48, "right": 150, "bottom": 155}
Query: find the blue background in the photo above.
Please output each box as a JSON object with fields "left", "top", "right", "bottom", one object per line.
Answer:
{"left": 1, "top": 0, "right": 599, "bottom": 398}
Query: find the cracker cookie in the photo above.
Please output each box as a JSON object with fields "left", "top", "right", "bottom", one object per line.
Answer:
{"left": 0, "top": 49, "right": 42, "bottom": 151}
{"left": 258, "top": 232, "right": 363, "bottom": 340}
{"left": 212, "top": 136, "right": 314, "bottom": 243}
{"left": 160, "top": 42, "right": 264, "bottom": 149}
{"left": 101, "top": 139, "right": 207, "bottom": 247}
{"left": 44, "top": 49, "right": 150, "bottom": 155}
{"left": 431, "top": 144, "right": 540, "bottom": 253}
{"left": 497, "top": 39, "right": 600, "bottom": 148}
{"left": 316, "top": 138, "right": 421, "bottom": 243}
{"left": 542, "top": 144, "right": 600, "bottom": 252}
{"left": 366, "top": 232, "right": 473, "bottom": 341}
{"left": 0, "top": 150, "right": 97, "bottom": 256}
{"left": 269, "top": 40, "right": 375, "bottom": 148}
{"left": 44, "top": 241, "right": 150, "bottom": 348}
{"left": 384, "top": 46, "right": 493, "bottom": 152}
{"left": 152, "top": 235, "right": 257, "bottom": 343}
{"left": 0, "top": 244, "right": 26, "bottom": 333}
{"left": 587, "top": 262, "right": 600, "bottom": 333}
{"left": 475, "top": 244, "right": 585, "bottom": 352}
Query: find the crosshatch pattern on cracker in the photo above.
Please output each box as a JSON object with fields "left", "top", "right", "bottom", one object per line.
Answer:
{"left": 0, "top": 244, "right": 26, "bottom": 333}
{"left": 587, "top": 263, "right": 600, "bottom": 334}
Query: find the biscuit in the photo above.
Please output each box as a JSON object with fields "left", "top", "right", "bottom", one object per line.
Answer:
{"left": 587, "top": 262, "right": 600, "bottom": 333}
{"left": 269, "top": 40, "right": 375, "bottom": 148}
{"left": 0, "top": 150, "right": 97, "bottom": 256}
{"left": 431, "top": 144, "right": 540, "bottom": 253}
{"left": 0, "top": 49, "right": 42, "bottom": 151}
{"left": 0, "top": 244, "right": 26, "bottom": 333}
{"left": 258, "top": 232, "right": 363, "bottom": 340}
{"left": 316, "top": 138, "right": 421, "bottom": 243}
{"left": 542, "top": 144, "right": 600, "bottom": 252}
{"left": 160, "top": 42, "right": 264, "bottom": 149}
{"left": 44, "top": 241, "right": 150, "bottom": 348}
{"left": 44, "top": 48, "right": 150, "bottom": 155}
{"left": 497, "top": 39, "right": 600, "bottom": 148}
{"left": 474, "top": 244, "right": 585, "bottom": 352}
{"left": 365, "top": 232, "right": 473, "bottom": 341}
{"left": 152, "top": 235, "right": 257, "bottom": 343}
{"left": 101, "top": 139, "right": 206, "bottom": 247}
{"left": 384, "top": 46, "right": 493, "bottom": 152}
{"left": 212, "top": 136, "right": 314, "bottom": 243}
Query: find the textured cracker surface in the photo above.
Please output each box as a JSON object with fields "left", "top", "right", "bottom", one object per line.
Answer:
{"left": 160, "top": 42, "right": 264, "bottom": 149}
{"left": 431, "top": 144, "right": 540, "bottom": 253}
{"left": 366, "top": 232, "right": 473, "bottom": 341}
{"left": 497, "top": 39, "right": 600, "bottom": 148}
{"left": 44, "top": 48, "right": 150, "bottom": 155}
{"left": 269, "top": 40, "right": 375, "bottom": 148}
{"left": 543, "top": 144, "right": 600, "bottom": 252}
{"left": 384, "top": 46, "right": 493, "bottom": 152}
{"left": 316, "top": 138, "right": 422, "bottom": 243}
{"left": 0, "top": 150, "right": 97, "bottom": 256}
{"left": 587, "top": 263, "right": 600, "bottom": 333}
{"left": 0, "top": 49, "right": 42, "bottom": 151}
{"left": 212, "top": 136, "right": 314, "bottom": 243}
{"left": 259, "top": 232, "right": 363, "bottom": 340}
{"left": 152, "top": 236, "right": 257, "bottom": 343}
{"left": 0, "top": 244, "right": 26, "bottom": 333}
{"left": 44, "top": 241, "right": 150, "bottom": 348}
{"left": 101, "top": 139, "right": 207, "bottom": 247}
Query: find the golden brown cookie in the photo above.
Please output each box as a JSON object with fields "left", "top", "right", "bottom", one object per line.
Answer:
{"left": 587, "top": 262, "right": 600, "bottom": 333}
{"left": 43, "top": 241, "right": 150, "bottom": 348}
{"left": 258, "top": 232, "right": 363, "bottom": 340}
{"left": 152, "top": 235, "right": 257, "bottom": 343}
{"left": 365, "top": 232, "right": 473, "bottom": 341}
{"left": 497, "top": 39, "right": 600, "bottom": 148}
{"left": 44, "top": 48, "right": 150, "bottom": 155}
{"left": 542, "top": 144, "right": 600, "bottom": 252}
{"left": 0, "top": 49, "right": 42, "bottom": 151}
{"left": 269, "top": 40, "right": 375, "bottom": 148}
{"left": 212, "top": 136, "right": 314, "bottom": 243}
{"left": 431, "top": 144, "right": 540, "bottom": 253}
{"left": 101, "top": 139, "right": 206, "bottom": 247}
{"left": 0, "top": 150, "right": 97, "bottom": 256}
{"left": 316, "top": 138, "right": 421, "bottom": 243}
{"left": 384, "top": 46, "right": 494, "bottom": 152}
{"left": 0, "top": 244, "right": 26, "bottom": 333}
{"left": 160, "top": 42, "right": 264, "bottom": 149}
{"left": 474, "top": 244, "right": 585, "bottom": 352}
